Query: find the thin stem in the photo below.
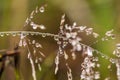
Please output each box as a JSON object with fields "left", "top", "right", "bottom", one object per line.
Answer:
{"left": 26, "top": 40, "right": 36, "bottom": 80}
{"left": 0, "top": 31, "right": 58, "bottom": 37}
{"left": 0, "top": 31, "right": 115, "bottom": 63}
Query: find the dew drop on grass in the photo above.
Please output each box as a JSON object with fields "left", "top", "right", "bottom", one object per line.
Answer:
{"left": 107, "top": 64, "right": 111, "bottom": 69}
{"left": 12, "top": 33, "right": 16, "bottom": 37}
{"left": 0, "top": 34, "right": 4, "bottom": 37}
{"left": 23, "top": 40, "right": 27, "bottom": 47}
{"left": 76, "top": 44, "right": 82, "bottom": 51}
{"left": 79, "top": 26, "right": 86, "bottom": 31}
{"left": 33, "top": 25, "right": 38, "bottom": 30}
{"left": 19, "top": 40, "right": 23, "bottom": 47}
{"left": 35, "top": 6, "right": 38, "bottom": 13}
{"left": 38, "top": 64, "right": 42, "bottom": 71}
{"left": 87, "top": 47, "right": 93, "bottom": 56}
{"left": 30, "top": 11, "right": 35, "bottom": 19}
{"left": 42, "top": 33, "right": 46, "bottom": 37}
{"left": 93, "top": 32, "right": 99, "bottom": 38}
{"left": 39, "top": 6, "right": 45, "bottom": 13}
{"left": 109, "top": 58, "right": 115, "bottom": 64}
{"left": 32, "top": 40, "right": 36, "bottom": 44}
{"left": 55, "top": 54, "right": 59, "bottom": 75}
{"left": 85, "top": 28, "right": 93, "bottom": 35}
{"left": 94, "top": 71, "right": 100, "bottom": 79}
{"left": 72, "top": 22, "right": 77, "bottom": 28}
{"left": 116, "top": 43, "right": 120, "bottom": 49}
{"left": 30, "top": 33, "right": 35, "bottom": 36}
{"left": 24, "top": 18, "right": 30, "bottom": 26}
{"left": 35, "top": 58, "right": 38, "bottom": 63}
{"left": 96, "top": 64, "right": 100, "bottom": 67}
{"left": 111, "top": 34, "right": 116, "bottom": 39}
{"left": 104, "top": 77, "right": 111, "bottom": 80}
{"left": 72, "top": 52, "right": 76, "bottom": 60}
{"left": 33, "top": 49, "right": 36, "bottom": 54}
{"left": 35, "top": 43, "right": 42, "bottom": 48}
{"left": 6, "top": 33, "right": 10, "bottom": 36}
{"left": 105, "top": 29, "right": 114, "bottom": 37}
{"left": 38, "top": 58, "right": 42, "bottom": 62}
{"left": 54, "top": 36, "right": 59, "bottom": 41}
{"left": 38, "top": 24, "right": 46, "bottom": 30}
{"left": 64, "top": 51, "right": 68, "bottom": 60}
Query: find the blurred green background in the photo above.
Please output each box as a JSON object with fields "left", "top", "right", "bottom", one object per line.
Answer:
{"left": 0, "top": 0, "right": 120, "bottom": 80}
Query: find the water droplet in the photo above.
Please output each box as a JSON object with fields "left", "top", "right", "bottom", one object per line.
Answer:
{"left": 79, "top": 26, "right": 87, "bottom": 31}
{"left": 19, "top": 40, "right": 23, "bottom": 47}
{"left": 73, "top": 22, "right": 77, "bottom": 28}
{"left": 93, "top": 32, "right": 99, "bottom": 38}
{"left": 63, "top": 42, "right": 68, "bottom": 47}
{"left": 109, "top": 58, "right": 116, "bottom": 63}
{"left": 85, "top": 28, "right": 93, "bottom": 35}
{"left": 38, "top": 58, "right": 43, "bottom": 62}
{"left": 116, "top": 43, "right": 120, "bottom": 49}
{"left": 55, "top": 54, "right": 59, "bottom": 74}
{"left": 33, "top": 25, "right": 37, "bottom": 30}
{"left": 71, "top": 32, "right": 77, "bottom": 38}
{"left": 35, "top": 6, "right": 38, "bottom": 13}
{"left": 30, "top": 33, "right": 35, "bottom": 36}
{"left": 111, "top": 34, "right": 116, "bottom": 39}
{"left": 24, "top": 18, "right": 30, "bottom": 26}
{"left": 32, "top": 40, "right": 36, "bottom": 44}
{"left": 35, "top": 43, "right": 42, "bottom": 48}
{"left": 30, "top": 22, "right": 34, "bottom": 26}
{"left": 35, "top": 58, "right": 38, "bottom": 63}
{"left": 20, "top": 33, "right": 26, "bottom": 39}
{"left": 87, "top": 47, "right": 93, "bottom": 56}
{"left": 114, "top": 50, "right": 120, "bottom": 57}
{"left": 27, "top": 52, "right": 30, "bottom": 59}
{"left": 0, "top": 33, "right": 4, "bottom": 37}
{"left": 57, "top": 41, "right": 61, "bottom": 44}
{"left": 30, "top": 22, "right": 38, "bottom": 30}
{"left": 42, "top": 34, "right": 46, "bottom": 37}
{"left": 30, "top": 11, "right": 35, "bottom": 19}
{"left": 108, "top": 64, "right": 111, "bottom": 69}
{"left": 72, "top": 52, "right": 76, "bottom": 60}
{"left": 33, "top": 49, "right": 36, "bottom": 54}
{"left": 64, "top": 51, "right": 68, "bottom": 60}
{"left": 105, "top": 29, "right": 114, "bottom": 37}
{"left": 54, "top": 36, "right": 59, "bottom": 41}
{"left": 23, "top": 40, "right": 27, "bottom": 47}
{"left": 96, "top": 64, "right": 100, "bottom": 67}
{"left": 101, "top": 38, "right": 105, "bottom": 41}
{"left": 94, "top": 71, "right": 100, "bottom": 79}
{"left": 104, "top": 77, "right": 111, "bottom": 80}
{"left": 93, "top": 57, "right": 99, "bottom": 61}
{"left": 38, "top": 64, "right": 42, "bottom": 71}
{"left": 101, "top": 55, "right": 105, "bottom": 58}
{"left": 6, "top": 33, "right": 10, "bottom": 36}
{"left": 60, "top": 14, "right": 65, "bottom": 26}
{"left": 70, "top": 40, "right": 77, "bottom": 46}
{"left": 38, "top": 24, "right": 46, "bottom": 30}
{"left": 66, "top": 33, "right": 71, "bottom": 39}
{"left": 39, "top": 6, "right": 45, "bottom": 13}
{"left": 76, "top": 44, "right": 82, "bottom": 51}
{"left": 12, "top": 33, "right": 16, "bottom": 37}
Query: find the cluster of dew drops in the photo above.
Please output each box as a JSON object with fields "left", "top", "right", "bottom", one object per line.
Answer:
{"left": 0, "top": 4, "right": 120, "bottom": 80}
